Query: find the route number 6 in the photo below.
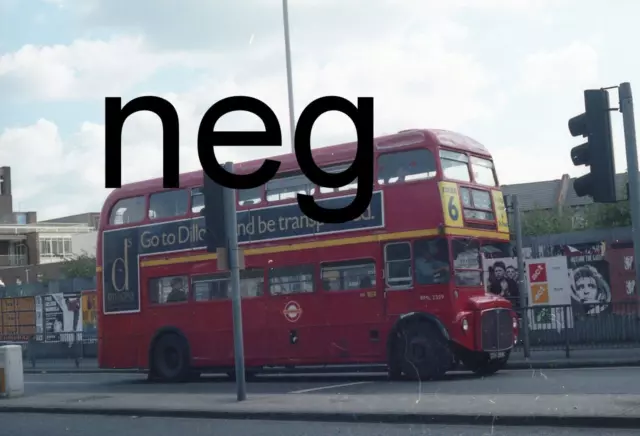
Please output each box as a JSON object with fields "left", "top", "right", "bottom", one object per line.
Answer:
{"left": 448, "top": 196, "right": 459, "bottom": 221}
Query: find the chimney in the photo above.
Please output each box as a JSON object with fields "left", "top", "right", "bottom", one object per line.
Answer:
{"left": 556, "top": 174, "right": 571, "bottom": 215}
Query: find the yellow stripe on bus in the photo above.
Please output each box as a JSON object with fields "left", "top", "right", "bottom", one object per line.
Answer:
{"left": 136, "top": 227, "right": 510, "bottom": 268}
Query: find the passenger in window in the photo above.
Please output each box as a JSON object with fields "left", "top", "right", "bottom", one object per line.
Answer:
{"left": 415, "top": 241, "right": 450, "bottom": 285}
{"left": 166, "top": 277, "right": 187, "bottom": 303}
{"left": 488, "top": 261, "right": 518, "bottom": 300}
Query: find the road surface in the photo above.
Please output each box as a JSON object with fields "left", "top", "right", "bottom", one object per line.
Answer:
{"left": 2, "top": 413, "right": 638, "bottom": 436}
{"left": 22, "top": 366, "right": 640, "bottom": 396}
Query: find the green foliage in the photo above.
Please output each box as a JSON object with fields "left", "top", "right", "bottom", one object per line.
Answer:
{"left": 520, "top": 173, "right": 631, "bottom": 236}
{"left": 585, "top": 200, "right": 631, "bottom": 228}
{"left": 60, "top": 252, "right": 96, "bottom": 279}
{"left": 521, "top": 206, "right": 575, "bottom": 236}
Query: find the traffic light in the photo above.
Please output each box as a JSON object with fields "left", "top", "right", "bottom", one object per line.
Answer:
{"left": 569, "top": 89, "right": 616, "bottom": 203}
{"left": 202, "top": 171, "right": 226, "bottom": 253}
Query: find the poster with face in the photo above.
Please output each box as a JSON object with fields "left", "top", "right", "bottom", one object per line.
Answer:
{"left": 567, "top": 253, "right": 612, "bottom": 316}
{"left": 42, "top": 293, "right": 83, "bottom": 343}
{"left": 483, "top": 257, "right": 520, "bottom": 307}
{"left": 484, "top": 255, "right": 574, "bottom": 331}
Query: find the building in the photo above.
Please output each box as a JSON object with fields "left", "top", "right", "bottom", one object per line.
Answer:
{"left": 0, "top": 167, "right": 98, "bottom": 286}
{"left": 501, "top": 172, "right": 628, "bottom": 229}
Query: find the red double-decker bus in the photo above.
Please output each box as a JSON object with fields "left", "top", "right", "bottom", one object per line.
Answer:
{"left": 97, "top": 128, "right": 518, "bottom": 382}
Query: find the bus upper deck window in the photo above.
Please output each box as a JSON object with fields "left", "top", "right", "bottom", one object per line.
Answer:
{"left": 266, "top": 174, "right": 315, "bottom": 202}
{"left": 191, "top": 187, "right": 204, "bottom": 213}
{"left": 377, "top": 149, "right": 436, "bottom": 185}
{"left": 319, "top": 164, "right": 357, "bottom": 193}
{"left": 238, "top": 186, "right": 263, "bottom": 206}
{"left": 149, "top": 189, "right": 189, "bottom": 220}
{"left": 470, "top": 156, "right": 497, "bottom": 186}
{"left": 109, "top": 196, "right": 146, "bottom": 225}
{"left": 439, "top": 150, "right": 470, "bottom": 182}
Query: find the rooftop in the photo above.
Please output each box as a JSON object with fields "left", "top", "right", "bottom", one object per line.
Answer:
{"left": 502, "top": 173, "right": 628, "bottom": 211}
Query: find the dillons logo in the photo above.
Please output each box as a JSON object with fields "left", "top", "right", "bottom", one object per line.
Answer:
{"left": 531, "top": 264, "right": 545, "bottom": 281}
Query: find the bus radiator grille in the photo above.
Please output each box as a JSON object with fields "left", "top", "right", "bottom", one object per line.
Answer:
{"left": 480, "top": 308, "right": 513, "bottom": 352}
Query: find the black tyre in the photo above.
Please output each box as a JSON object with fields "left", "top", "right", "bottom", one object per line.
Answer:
{"left": 395, "top": 322, "right": 453, "bottom": 381}
{"left": 387, "top": 331, "right": 405, "bottom": 380}
{"left": 150, "top": 333, "right": 190, "bottom": 383}
{"left": 463, "top": 349, "right": 511, "bottom": 376}
{"left": 387, "top": 364, "right": 403, "bottom": 381}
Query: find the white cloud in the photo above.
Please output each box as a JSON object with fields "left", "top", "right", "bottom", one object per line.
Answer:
{"left": 0, "top": 9, "right": 502, "bottom": 219}
{"left": 4, "top": 0, "right": 618, "bottom": 220}
{"left": 0, "top": 35, "right": 208, "bottom": 100}
{"left": 517, "top": 41, "right": 600, "bottom": 93}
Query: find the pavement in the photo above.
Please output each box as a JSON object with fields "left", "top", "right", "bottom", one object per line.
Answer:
{"left": 5, "top": 413, "right": 637, "bottom": 436}
{"left": 3, "top": 366, "right": 640, "bottom": 429}
{"left": 22, "top": 347, "right": 640, "bottom": 373}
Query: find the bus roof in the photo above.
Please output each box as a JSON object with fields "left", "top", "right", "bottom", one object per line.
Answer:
{"left": 104, "top": 128, "right": 491, "bottom": 201}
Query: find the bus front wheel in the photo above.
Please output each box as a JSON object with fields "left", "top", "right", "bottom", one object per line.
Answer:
{"left": 393, "top": 321, "right": 452, "bottom": 381}
{"left": 150, "top": 333, "right": 190, "bottom": 383}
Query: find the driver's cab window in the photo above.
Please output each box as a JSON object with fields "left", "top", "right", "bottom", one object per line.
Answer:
{"left": 413, "top": 238, "right": 450, "bottom": 285}
{"left": 452, "top": 238, "right": 482, "bottom": 286}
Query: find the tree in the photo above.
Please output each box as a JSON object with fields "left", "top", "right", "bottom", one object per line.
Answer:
{"left": 519, "top": 173, "right": 631, "bottom": 236}
{"left": 521, "top": 206, "right": 575, "bottom": 236}
{"left": 60, "top": 252, "right": 96, "bottom": 279}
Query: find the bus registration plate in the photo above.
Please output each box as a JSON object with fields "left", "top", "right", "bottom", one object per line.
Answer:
{"left": 490, "top": 351, "right": 505, "bottom": 359}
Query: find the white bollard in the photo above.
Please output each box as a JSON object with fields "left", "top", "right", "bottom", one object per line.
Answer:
{"left": 0, "top": 345, "right": 24, "bottom": 398}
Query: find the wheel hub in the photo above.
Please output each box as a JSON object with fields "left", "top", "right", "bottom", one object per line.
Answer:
{"left": 164, "top": 347, "right": 180, "bottom": 370}
{"left": 408, "top": 338, "right": 429, "bottom": 363}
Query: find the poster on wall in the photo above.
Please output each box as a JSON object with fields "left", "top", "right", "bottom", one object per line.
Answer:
{"left": 42, "top": 293, "right": 82, "bottom": 343}
{"left": 483, "top": 257, "right": 521, "bottom": 306}
{"left": 526, "top": 257, "right": 574, "bottom": 331}
{"left": 0, "top": 297, "right": 37, "bottom": 341}
{"left": 81, "top": 291, "right": 97, "bottom": 339}
{"left": 483, "top": 256, "right": 574, "bottom": 331}
{"left": 567, "top": 252, "right": 612, "bottom": 316}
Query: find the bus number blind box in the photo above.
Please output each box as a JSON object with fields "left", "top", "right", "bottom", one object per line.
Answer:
{"left": 0, "top": 345, "right": 24, "bottom": 398}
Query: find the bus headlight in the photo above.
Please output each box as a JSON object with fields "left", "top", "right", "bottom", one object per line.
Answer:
{"left": 462, "top": 318, "right": 469, "bottom": 331}
{"left": 512, "top": 317, "right": 518, "bottom": 329}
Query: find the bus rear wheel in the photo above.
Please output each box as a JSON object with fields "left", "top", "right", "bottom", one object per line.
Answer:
{"left": 150, "top": 333, "right": 190, "bottom": 383}
{"left": 394, "top": 321, "right": 452, "bottom": 381}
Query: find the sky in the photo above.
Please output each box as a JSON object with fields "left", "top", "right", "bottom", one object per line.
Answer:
{"left": 0, "top": 0, "right": 638, "bottom": 220}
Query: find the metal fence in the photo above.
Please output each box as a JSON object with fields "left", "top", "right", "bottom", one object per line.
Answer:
{"left": 514, "top": 301, "right": 640, "bottom": 357}
{"left": 1, "top": 301, "right": 638, "bottom": 370}
{"left": 0, "top": 276, "right": 97, "bottom": 298}
{"left": 0, "top": 332, "right": 98, "bottom": 369}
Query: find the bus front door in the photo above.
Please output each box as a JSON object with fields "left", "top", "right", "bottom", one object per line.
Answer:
{"left": 383, "top": 241, "right": 415, "bottom": 317}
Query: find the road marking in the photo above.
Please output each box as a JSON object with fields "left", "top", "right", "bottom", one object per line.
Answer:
{"left": 25, "top": 381, "right": 95, "bottom": 384}
{"left": 504, "top": 366, "right": 640, "bottom": 373}
{"left": 288, "top": 381, "right": 371, "bottom": 394}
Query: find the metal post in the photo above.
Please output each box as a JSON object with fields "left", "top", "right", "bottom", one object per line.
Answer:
{"left": 282, "top": 0, "right": 296, "bottom": 148}
{"left": 619, "top": 83, "right": 640, "bottom": 310}
{"left": 223, "top": 162, "right": 246, "bottom": 401}
{"left": 513, "top": 195, "right": 531, "bottom": 358}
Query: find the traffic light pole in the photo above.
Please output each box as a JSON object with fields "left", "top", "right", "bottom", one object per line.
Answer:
{"left": 222, "top": 161, "right": 247, "bottom": 401}
{"left": 512, "top": 195, "right": 530, "bottom": 358}
{"left": 619, "top": 83, "right": 640, "bottom": 304}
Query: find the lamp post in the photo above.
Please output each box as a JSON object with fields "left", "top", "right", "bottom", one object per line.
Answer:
{"left": 282, "top": 0, "right": 296, "bottom": 148}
